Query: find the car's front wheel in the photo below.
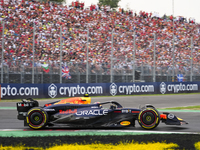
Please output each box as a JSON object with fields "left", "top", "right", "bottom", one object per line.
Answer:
{"left": 26, "top": 107, "right": 48, "bottom": 129}
{"left": 138, "top": 108, "right": 160, "bottom": 130}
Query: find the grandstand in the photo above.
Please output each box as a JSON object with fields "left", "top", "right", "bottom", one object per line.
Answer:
{"left": 0, "top": 0, "right": 200, "bottom": 83}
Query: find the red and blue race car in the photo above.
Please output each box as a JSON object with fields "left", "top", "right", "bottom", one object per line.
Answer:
{"left": 16, "top": 95, "right": 188, "bottom": 130}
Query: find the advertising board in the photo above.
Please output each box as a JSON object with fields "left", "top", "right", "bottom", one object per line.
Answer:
{"left": 0, "top": 82, "right": 199, "bottom": 99}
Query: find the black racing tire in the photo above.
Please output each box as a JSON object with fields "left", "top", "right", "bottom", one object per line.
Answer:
{"left": 26, "top": 107, "right": 48, "bottom": 130}
{"left": 138, "top": 108, "right": 160, "bottom": 130}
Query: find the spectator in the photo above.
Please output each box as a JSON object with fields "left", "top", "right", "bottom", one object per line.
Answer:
{"left": 0, "top": 0, "right": 199, "bottom": 77}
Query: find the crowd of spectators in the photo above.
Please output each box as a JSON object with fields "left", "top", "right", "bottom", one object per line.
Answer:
{"left": 0, "top": 0, "right": 200, "bottom": 77}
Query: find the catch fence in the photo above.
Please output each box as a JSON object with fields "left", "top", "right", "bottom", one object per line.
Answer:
{"left": 1, "top": 18, "right": 200, "bottom": 84}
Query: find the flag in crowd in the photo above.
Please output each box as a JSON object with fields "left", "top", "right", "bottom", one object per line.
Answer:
{"left": 62, "top": 66, "right": 71, "bottom": 79}
{"left": 42, "top": 63, "right": 49, "bottom": 73}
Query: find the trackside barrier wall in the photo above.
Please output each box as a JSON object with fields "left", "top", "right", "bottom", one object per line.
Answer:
{"left": 0, "top": 82, "right": 199, "bottom": 99}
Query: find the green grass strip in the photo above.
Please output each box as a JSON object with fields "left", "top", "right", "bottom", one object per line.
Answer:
{"left": 0, "top": 130, "right": 185, "bottom": 137}
{"left": 160, "top": 105, "right": 200, "bottom": 110}
{"left": 157, "top": 109, "right": 200, "bottom": 112}
{"left": 0, "top": 107, "right": 16, "bottom": 110}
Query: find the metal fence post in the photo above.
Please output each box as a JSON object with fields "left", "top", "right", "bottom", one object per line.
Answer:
{"left": 1, "top": 21, "right": 5, "bottom": 83}
{"left": 172, "top": 0, "right": 175, "bottom": 82}
{"left": 153, "top": 33, "right": 156, "bottom": 82}
{"left": 141, "top": 62, "right": 144, "bottom": 81}
{"left": 132, "top": 31, "right": 135, "bottom": 82}
{"left": 6, "top": 66, "right": 9, "bottom": 83}
{"left": 60, "top": 25, "right": 62, "bottom": 83}
{"left": 32, "top": 22, "right": 35, "bottom": 84}
{"left": 190, "top": 36, "right": 193, "bottom": 82}
{"left": 86, "top": 28, "right": 89, "bottom": 83}
{"left": 110, "top": 29, "right": 114, "bottom": 83}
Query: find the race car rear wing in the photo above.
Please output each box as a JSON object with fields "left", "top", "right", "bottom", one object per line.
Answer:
{"left": 16, "top": 98, "right": 39, "bottom": 120}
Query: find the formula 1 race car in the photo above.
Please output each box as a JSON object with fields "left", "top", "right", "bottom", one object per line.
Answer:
{"left": 16, "top": 95, "right": 188, "bottom": 130}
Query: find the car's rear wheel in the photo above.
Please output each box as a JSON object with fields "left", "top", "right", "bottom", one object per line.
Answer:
{"left": 138, "top": 108, "right": 160, "bottom": 130}
{"left": 26, "top": 107, "right": 48, "bottom": 129}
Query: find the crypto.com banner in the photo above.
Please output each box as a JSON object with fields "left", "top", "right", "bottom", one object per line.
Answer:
{"left": 108, "top": 82, "right": 199, "bottom": 96}
{"left": 0, "top": 82, "right": 199, "bottom": 99}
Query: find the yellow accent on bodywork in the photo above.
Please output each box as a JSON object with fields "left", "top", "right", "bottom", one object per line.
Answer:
{"left": 120, "top": 121, "right": 131, "bottom": 126}
{"left": 177, "top": 117, "right": 183, "bottom": 121}
{"left": 80, "top": 97, "right": 91, "bottom": 104}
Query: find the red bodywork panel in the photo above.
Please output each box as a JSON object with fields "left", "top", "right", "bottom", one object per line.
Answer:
{"left": 54, "top": 97, "right": 91, "bottom": 105}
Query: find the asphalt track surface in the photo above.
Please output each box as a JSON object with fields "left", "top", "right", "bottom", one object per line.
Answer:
{"left": 0, "top": 94, "right": 200, "bottom": 133}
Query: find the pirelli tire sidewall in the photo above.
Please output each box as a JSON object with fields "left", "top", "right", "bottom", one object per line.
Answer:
{"left": 138, "top": 108, "right": 160, "bottom": 130}
{"left": 26, "top": 107, "right": 48, "bottom": 129}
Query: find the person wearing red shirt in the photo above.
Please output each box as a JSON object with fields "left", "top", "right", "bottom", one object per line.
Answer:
{"left": 75, "top": 0, "right": 79, "bottom": 9}
{"left": 80, "top": 2, "right": 84, "bottom": 10}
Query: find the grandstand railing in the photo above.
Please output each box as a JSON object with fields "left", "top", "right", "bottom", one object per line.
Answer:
{"left": 0, "top": 60, "right": 199, "bottom": 83}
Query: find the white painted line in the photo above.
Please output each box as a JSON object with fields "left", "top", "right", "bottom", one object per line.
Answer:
{"left": 77, "top": 129, "right": 198, "bottom": 134}
{"left": 0, "top": 129, "right": 23, "bottom": 131}
{"left": 0, "top": 129, "right": 199, "bottom": 135}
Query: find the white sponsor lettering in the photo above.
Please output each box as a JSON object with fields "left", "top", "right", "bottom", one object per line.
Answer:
{"left": 166, "top": 83, "right": 198, "bottom": 93}
{"left": 44, "top": 109, "right": 55, "bottom": 111}
{"left": 59, "top": 85, "right": 103, "bottom": 97}
{"left": 17, "top": 103, "right": 30, "bottom": 107}
{"left": 118, "top": 84, "right": 154, "bottom": 95}
{"left": 168, "top": 114, "right": 175, "bottom": 119}
{"left": 1, "top": 85, "right": 39, "bottom": 98}
{"left": 91, "top": 106, "right": 99, "bottom": 108}
{"left": 122, "top": 110, "right": 131, "bottom": 113}
{"left": 76, "top": 110, "right": 108, "bottom": 116}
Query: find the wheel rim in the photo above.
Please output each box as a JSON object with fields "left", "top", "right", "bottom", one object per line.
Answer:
{"left": 29, "top": 111, "right": 44, "bottom": 126}
{"left": 34, "top": 116, "right": 40, "bottom": 121}
{"left": 141, "top": 111, "right": 156, "bottom": 126}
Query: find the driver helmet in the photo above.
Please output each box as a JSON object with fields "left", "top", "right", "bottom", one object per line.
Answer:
{"left": 94, "top": 102, "right": 102, "bottom": 108}
{"left": 110, "top": 104, "right": 117, "bottom": 110}
{"left": 84, "top": 94, "right": 89, "bottom": 97}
